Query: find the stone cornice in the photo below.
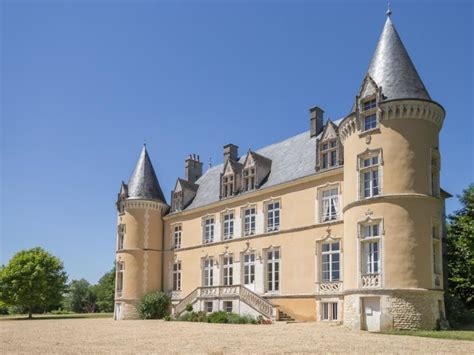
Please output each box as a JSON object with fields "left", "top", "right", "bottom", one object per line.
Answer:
{"left": 124, "top": 199, "right": 169, "bottom": 213}
{"left": 343, "top": 193, "right": 440, "bottom": 213}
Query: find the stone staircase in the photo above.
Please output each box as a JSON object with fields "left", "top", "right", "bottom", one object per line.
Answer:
{"left": 278, "top": 310, "right": 295, "bottom": 322}
{"left": 172, "top": 285, "right": 278, "bottom": 320}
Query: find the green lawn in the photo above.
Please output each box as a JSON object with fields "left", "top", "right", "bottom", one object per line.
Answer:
{"left": 380, "top": 330, "right": 474, "bottom": 341}
{"left": 0, "top": 313, "right": 113, "bottom": 321}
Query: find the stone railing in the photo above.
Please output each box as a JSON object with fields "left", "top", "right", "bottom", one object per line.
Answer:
{"left": 316, "top": 281, "right": 343, "bottom": 294}
{"left": 172, "top": 285, "right": 277, "bottom": 320}
{"left": 361, "top": 274, "right": 381, "bottom": 288}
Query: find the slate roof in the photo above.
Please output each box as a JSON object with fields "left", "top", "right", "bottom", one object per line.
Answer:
{"left": 177, "top": 178, "right": 199, "bottom": 192}
{"left": 366, "top": 16, "right": 431, "bottom": 101}
{"left": 127, "top": 145, "right": 166, "bottom": 203}
{"left": 185, "top": 120, "right": 342, "bottom": 211}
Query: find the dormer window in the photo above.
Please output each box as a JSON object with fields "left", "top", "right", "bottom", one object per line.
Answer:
{"left": 363, "top": 114, "right": 377, "bottom": 131}
{"left": 172, "top": 192, "right": 183, "bottom": 212}
{"left": 363, "top": 99, "right": 376, "bottom": 111}
{"left": 222, "top": 175, "right": 234, "bottom": 198}
{"left": 320, "top": 139, "right": 338, "bottom": 169}
{"left": 243, "top": 167, "right": 256, "bottom": 191}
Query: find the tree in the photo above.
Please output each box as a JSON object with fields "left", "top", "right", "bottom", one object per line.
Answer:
{"left": 93, "top": 266, "right": 115, "bottom": 313}
{"left": 447, "top": 184, "right": 474, "bottom": 309}
{"left": 136, "top": 292, "right": 171, "bottom": 319}
{"left": 64, "top": 279, "right": 96, "bottom": 313}
{"left": 0, "top": 247, "right": 68, "bottom": 318}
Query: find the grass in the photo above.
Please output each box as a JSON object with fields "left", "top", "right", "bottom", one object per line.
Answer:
{"left": 0, "top": 312, "right": 113, "bottom": 321}
{"left": 380, "top": 330, "right": 474, "bottom": 341}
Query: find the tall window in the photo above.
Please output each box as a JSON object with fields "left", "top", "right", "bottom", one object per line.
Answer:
{"left": 266, "top": 249, "right": 280, "bottom": 292}
{"left": 243, "top": 207, "right": 256, "bottom": 236}
{"left": 243, "top": 167, "right": 256, "bottom": 191}
{"left": 116, "top": 262, "right": 124, "bottom": 296}
{"left": 118, "top": 224, "right": 125, "bottom": 250}
{"left": 431, "top": 150, "right": 440, "bottom": 197}
{"left": 243, "top": 253, "right": 255, "bottom": 285}
{"left": 361, "top": 224, "right": 381, "bottom": 275}
{"left": 222, "top": 256, "right": 233, "bottom": 286}
{"left": 223, "top": 212, "right": 234, "bottom": 240}
{"left": 432, "top": 223, "right": 442, "bottom": 284}
{"left": 359, "top": 152, "right": 381, "bottom": 199}
{"left": 363, "top": 114, "right": 377, "bottom": 131}
{"left": 203, "top": 217, "right": 215, "bottom": 244}
{"left": 203, "top": 258, "right": 214, "bottom": 286}
{"left": 266, "top": 201, "right": 280, "bottom": 232}
{"left": 173, "top": 225, "right": 182, "bottom": 249}
{"left": 320, "top": 187, "right": 339, "bottom": 222}
{"left": 321, "top": 242, "right": 340, "bottom": 282}
{"left": 320, "top": 140, "right": 338, "bottom": 169}
{"left": 173, "top": 262, "right": 181, "bottom": 291}
{"left": 222, "top": 175, "right": 234, "bottom": 198}
{"left": 173, "top": 192, "right": 183, "bottom": 212}
{"left": 321, "top": 302, "right": 338, "bottom": 321}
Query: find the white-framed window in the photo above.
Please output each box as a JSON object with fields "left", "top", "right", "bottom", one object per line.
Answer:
{"left": 224, "top": 301, "right": 233, "bottom": 313}
{"left": 222, "top": 174, "right": 234, "bottom": 198}
{"left": 321, "top": 302, "right": 338, "bottom": 321}
{"left": 203, "top": 217, "right": 215, "bottom": 244}
{"left": 118, "top": 224, "right": 125, "bottom": 250}
{"left": 222, "top": 212, "right": 234, "bottom": 240}
{"left": 116, "top": 262, "right": 124, "bottom": 296}
{"left": 243, "top": 207, "right": 256, "bottom": 236}
{"left": 361, "top": 223, "right": 381, "bottom": 275}
{"left": 431, "top": 149, "right": 440, "bottom": 197}
{"left": 203, "top": 258, "right": 214, "bottom": 286}
{"left": 172, "top": 191, "right": 183, "bottom": 212}
{"left": 243, "top": 253, "right": 256, "bottom": 285}
{"left": 243, "top": 167, "right": 256, "bottom": 191}
{"left": 173, "top": 225, "right": 182, "bottom": 249}
{"left": 321, "top": 242, "right": 340, "bottom": 282}
{"left": 363, "top": 114, "right": 377, "bottom": 131}
{"left": 319, "top": 186, "right": 340, "bottom": 222}
{"left": 222, "top": 255, "right": 233, "bottom": 286}
{"left": 359, "top": 151, "right": 381, "bottom": 199}
{"left": 320, "top": 140, "right": 338, "bottom": 169}
{"left": 266, "top": 201, "right": 280, "bottom": 232}
{"left": 266, "top": 249, "right": 280, "bottom": 292}
{"left": 173, "top": 261, "right": 181, "bottom": 291}
{"left": 363, "top": 98, "right": 376, "bottom": 111}
{"left": 205, "top": 301, "right": 213, "bottom": 313}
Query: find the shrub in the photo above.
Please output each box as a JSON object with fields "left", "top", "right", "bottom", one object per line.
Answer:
{"left": 207, "top": 311, "right": 230, "bottom": 323}
{"left": 136, "top": 292, "right": 171, "bottom": 320}
{"left": 185, "top": 304, "right": 193, "bottom": 312}
{"left": 446, "top": 294, "right": 474, "bottom": 329}
{"left": 0, "top": 301, "right": 9, "bottom": 315}
{"left": 164, "top": 314, "right": 172, "bottom": 321}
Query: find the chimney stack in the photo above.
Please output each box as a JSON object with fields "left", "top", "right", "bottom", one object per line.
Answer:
{"left": 309, "top": 106, "right": 324, "bottom": 137}
{"left": 185, "top": 154, "right": 203, "bottom": 183}
{"left": 223, "top": 144, "right": 238, "bottom": 165}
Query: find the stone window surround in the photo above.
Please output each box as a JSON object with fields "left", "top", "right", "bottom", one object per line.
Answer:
{"left": 116, "top": 261, "right": 125, "bottom": 297}
{"left": 117, "top": 224, "right": 126, "bottom": 251}
{"left": 316, "top": 182, "right": 342, "bottom": 224}
{"left": 202, "top": 215, "right": 215, "bottom": 244}
{"left": 170, "top": 222, "right": 182, "bottom": 249}
{"left": 173, "top": 261, "right": 182, "bottom": 291}
{"left": 431, "top": 217, "right": 443, "bottom": 289}
{"left": 319, "top": 138, "right": 339, "bottom": 170}
{"left": 359, "top": 94, "right": 380, "bottom": 133}
{"left": 317, "top": 296, "right": 343, "bottom": 322}
{"left": 357, "top": 215, "right": 385, "bottom": 289}
{"left": 220, "top": 209, "right": 235, "bottom": 241}
{"left": 221, "top": 254, "right": 234, "bottom": 286}
{"left": 263, "top": 246, "right": 281, "bottom": 295}
{"left": 357, "top": 148, "right": 384, "bottom": 201}
{"left": 315, "top": 235, "right": 344, "bottom": 294}
{"left": 202, "top": 256, "right": 215, "bottom": 287}
{"left": 241, "top": 250, "right": 257, "bottom": 286}
{"left": 241, "top": 204, "right": 258, "bottom": 237}
{"left": 263, "top": 198, "right": 282, "bottom": 233}
{"left": 430, "top": 148, "right": 441, "bottom": 198}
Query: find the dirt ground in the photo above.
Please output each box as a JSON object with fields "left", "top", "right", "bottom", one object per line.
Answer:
{"left": 1, "top": 318, "right": 473, "bottom": 354}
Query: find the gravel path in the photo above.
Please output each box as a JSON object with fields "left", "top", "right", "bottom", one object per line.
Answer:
{"left": 1, "top": 318, "right": 472, "bottom": 354}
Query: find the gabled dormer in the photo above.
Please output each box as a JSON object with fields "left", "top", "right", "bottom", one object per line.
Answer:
{"left": 220, "top": 159, "right": 243, "bottom": 198}
{"left": 353, "top": 75, "right": 383, "bottom": 133}
{"left": 171, "top": 178, "right": 199, "bottom": 212}
{"left": 316, "top": 120, "right": 343, "bottom": 171}
{"left": 116, "top": 181, "right": 128, "bottom": 213}
{"left": 242, "top": 151, "right": 272, "bottom": 192}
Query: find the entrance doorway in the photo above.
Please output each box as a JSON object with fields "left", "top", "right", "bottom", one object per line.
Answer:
{"left": 362, "top": 297, "right": 380, "bottom": 331}
{"left": 114, "top": 303, "right": 122, "bottom": 320}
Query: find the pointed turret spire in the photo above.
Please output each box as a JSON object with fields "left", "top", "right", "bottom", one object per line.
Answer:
{"left": 365, "top": 14, "right": 431, "bottom": 101}
{"left": 127, "top": 144, "right": 166, "bottom": 203}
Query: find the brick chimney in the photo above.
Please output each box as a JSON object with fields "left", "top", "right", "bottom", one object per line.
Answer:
{"left": 223, "top": 144, "right": 238, "bottom": 165}
{"left": 309, "top": 106, "right": 324, "bottom": 137}
{"left": 185, "top": 154, "right": 203, "bottom": 183}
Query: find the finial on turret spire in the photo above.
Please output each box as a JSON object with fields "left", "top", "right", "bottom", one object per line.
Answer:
{"left": 386, "top": 1, "right": 392, "bottom": 17}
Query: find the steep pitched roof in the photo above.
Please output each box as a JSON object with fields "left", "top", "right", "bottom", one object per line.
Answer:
{"left": 184, "top": 120, "right": 343, "bottom": 211}
{"left": 175, "top": 178, "right": 199, "bottom": 192}
{"left": 127, "top": 145, "right": 166, "bottom": 203}
{"left": 365, "top": 16, "right": 430, "bottom": 101}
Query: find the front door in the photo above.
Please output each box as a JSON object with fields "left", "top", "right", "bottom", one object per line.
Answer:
{"left": 114, "top": 303, "right": 122, "bottom": 320}
{"left": 363, "top": 297, "right": 380, "bottom": 332}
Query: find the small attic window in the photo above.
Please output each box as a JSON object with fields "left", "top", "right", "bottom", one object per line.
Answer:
{"left": 172, "top": 192, "right": 183, "bottom": 212}
{"left": 243, "top": 167, "right": 256, "bottom": 191}
{"left": 222, "top": 174, "right": 234, "bottom": 198}
{"left": 320, "top": 139, "right": 338, "bottom": 170}
{"left": 363, "top": 99, "right": 376, "bottom": 111}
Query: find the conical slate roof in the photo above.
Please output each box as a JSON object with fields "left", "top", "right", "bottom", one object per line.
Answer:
{"left": 127, "top": 145, "right": 166, "bottom": 203}
{"left": 367, "top": 15, "right": 431, "bottom": 101}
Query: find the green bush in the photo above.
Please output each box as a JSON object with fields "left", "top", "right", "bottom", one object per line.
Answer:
{"left": 207, "top": 311, "right": 230, "bottom": 323}
{"left": 185, "top": 304, "right": 193, "bottom": 312}
{"left": 164, "top": 314, "right": 172, "bottom": 321}
{"left": 0, "top": 301, "right": 9, "bottom": 315}
{"left": 136, "top": 292, "right": 171, "bottom": 320}
{"left": 446, "top": 294, "right": 474, "bottom": 329}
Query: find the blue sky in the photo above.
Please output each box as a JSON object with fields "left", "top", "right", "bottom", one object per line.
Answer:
{"left": 1, "top": 1, "right": 472, "bottom": 283}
